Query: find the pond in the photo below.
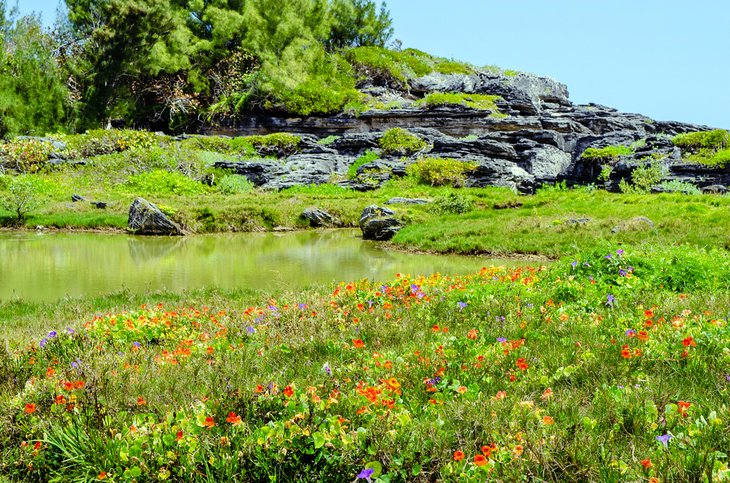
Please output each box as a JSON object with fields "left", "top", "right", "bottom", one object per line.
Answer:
{"left": 0, "top": 229, "right": 508, "bottom": 303}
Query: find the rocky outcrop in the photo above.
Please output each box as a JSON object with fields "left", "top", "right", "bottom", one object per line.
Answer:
{"left": 359, "top": 205, "right": 402, "bottom": 241}
{"left": 128, "top": 198, "right": 185, "bottom": 236}
{"left": 302, "top": 207, "right": 336, "bottom": 227}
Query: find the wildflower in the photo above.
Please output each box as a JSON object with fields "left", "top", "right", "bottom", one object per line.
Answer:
{"left": 571, "top": 260, "right": 578, "bottom": 269}
{"left": 39, "top": 338, "right": 48, "bottom": 349}
{"left": 226, "top": 412, "right": 242, "bottom": 426}
{"left": 616, "top": 249, "right": 624, "bottom": 256}
{"left": 98, "top": 471, "right": 107, "bottom": 480}
{"left": 625, "top": 329, "right": 636, "bottom": 338}
{"left": 352, "top": 339, "right": 365, "bottom": 349}
{"left": 620, "top": 345, "right": 632, "bottom": 359}
{"left": 175, "top": 431, "right": 183, "bottom": 441}
{"left": 516, "top": 358, "right": 528, "bottom": 371}
{"left": 638, "top": 331, "right": 649, "bottom": 341}
{"left": 457, "top": 301, "right": 468, "bottom": 311}
{"left": 542, "top": 415, "right": 555, "bottom": 425}
{"left": 54, "top": 395, "right": 66, "bottom": 405}
{"left": 656, "top": 433, "right": 672, "bottom": 448}
{"left": 649, "top": 478, "right": 659, "bottom": 483}
{"left": 606, "top": 294, "right": 615, "bottom": 309}
{"left": 467, "top": 329, "right": 478, "bottom": 340}
{"left": 496, "top": 337, "right": 507, "bottom": 343}
{"left": 322, "top": 362, "right": 332, "bottom": 376}
{"left": 474, "top": 454, "right": 488, "bottom": 466}
{"left": 24, "top": 403, "right": 36, "bottom": 414}
{"left": 541, "top": 387, "right": 553, "bottom": 400}
{"left": 283, "top": 385, "right": 294, "bottom": 398}
{"left": 494, "top": 390, "right": 507, "bottom": 400}
{"left": 678, "top": 400, "right": 691, "bottom": 417}
{"left": 457, "top": 386, "right": 467, "bottom": 394}
{"left": 385, "top": 378, "right": 401, "bottom": 391}
{"left": 203, "top": 416, "right": 215, "bottom": 428}
{"left": 513, "top": 445, "right": 524, "bottom": 457}
{"left": 356, "top": 468, "right": 375, "bottom": 482}
{"left": 682, "top": 336, "right": 696, "bottom": 347}
{"left": 641, "top": 458, "right": 652, "bottom": 469}
{"left": 137, "top": 396, "right": 146, "bottom": 406}
{"left": 48, "top": 331, "right": 57, "bottom": 338}
{"left": 453, "top": 450, "right": 465, "bottom": 461}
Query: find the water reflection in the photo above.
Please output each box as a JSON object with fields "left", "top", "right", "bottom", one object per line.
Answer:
{"left": 0, "top": 230, "right": 502, "bottom": 303}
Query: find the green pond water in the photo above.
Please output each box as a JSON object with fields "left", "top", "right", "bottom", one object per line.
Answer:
{"left": 0, "top": 230, "right": 510, "bottom": 303}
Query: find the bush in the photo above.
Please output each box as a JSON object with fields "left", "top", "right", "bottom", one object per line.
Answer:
{"left": 581, "top": 145, "right": 632, "bottom": 162}
{"left": 62, "top": 129, "right": 160, "bottom": 158}
{"left": 430, "top": 193, "right": 474, "bottom": 214}
{"left": 218, "top": 174, "right": 254, "bottom": 195}
{"left": 415, "top": 92, "right": 504, "bottom": 116}
{"left": 619, "top": 163, "right": 666, "bottom": 194}
{"left": 0, "top": 138, "right": 53, "bottom": 172}
{"left": 243, "top": 133, "right": 302, "bottom": 157}
{"left": 0, "top": 175, "right": 43, "bottom": 224}
{"left": 344, "top": 46, "right": 432, "bottom": 88}
{"left": 379, "top": 128, "right": 427, "bottom": 156}
{"left": 348, "top": 150, "right": 380, "bottom": 179}
{"left": 433, "top": 59, "right": 474, "bottom": 75}
{"left": 672, "top": 129, "right": 729, "bottom": 151}
{"left": 406, "top": 157, "right": 477, "bottom": 187}
{"left": 657, "top": 180, "right": 702, "bottom": 195}
{"left": 125, "top": 170, "right": 208, "bottom": 196}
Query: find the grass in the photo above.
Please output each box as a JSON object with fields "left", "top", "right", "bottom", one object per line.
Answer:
{"left": 415, "top": 92, "right": 505, "bottom": 117}
{"left": 1, "top": 249, "right": 728, "bottom": 481}
{"left": 580, "top": 145, "right": 633, "bottom": 162}
{"left": 672, "top": 130, "right": 730, "bottom": 167}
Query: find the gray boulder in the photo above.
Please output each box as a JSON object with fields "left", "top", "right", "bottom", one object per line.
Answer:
{"left": 302, "top": 207, "right": 335, "bottom": 227}
{"left": 611, "top": 216, "right": 655, "bottom": 234}
{"left": 128, "top": 197, "right": 184, "bottom": 236}
{"left": 386, "top": 197, "right": 430, "bottom": 205}
{"left": 359, "top": 205, "right": 402, "bottom": 241}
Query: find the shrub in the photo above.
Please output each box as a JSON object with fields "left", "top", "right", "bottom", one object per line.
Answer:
{"left": 348, "top": 150, "right": 380, "bottom": 179}
{"left": 218, "top": 174, "right": 254, "bottom": 195}
{"left": 672, "top": 129, "right": 729, "bottom": 151}
{"left": 244, "top": 133, "right": 302, "bottom": 157}
{"left": 619, "top": 163, "right": 666, "bottom": 194}
{"left": 433, "top": 59, "right": 474, "bottom": 75}
{"left": 0, "top": 175, "right": 43, "bottom": 224}
{"left": 657, "top": 180, "right": 702, "bottom": 195}
{"left": 180, "top": 136, "right": 237, "bottom": 154}
{"left": 379, "top": 128, "right": 427, "bottom": 156}
{"left": 62, "top": 129, "right": 160, "bottom": 158}
{"left": 344, "top": 46, "right": 432, "bottom": 88}
{"left": 0, "top": 138, "right": 53, "bottom": 172}
{"left": 406, "top": 157, "right": 477, "bottom": 187}
{"left": 125, "top": 170, "right": 208, "bottom": 196}
{"left": 580, "top": 145, "right": 632, "bottom": 162}
{"left": 430, "top": 193, "right": 474, "bottom": 214}
{"left": 415, "top": 92, "right": 504, "bottom": 116}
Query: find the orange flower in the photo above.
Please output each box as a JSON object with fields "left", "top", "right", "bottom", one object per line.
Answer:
{"left": 513, "top": 444, "right": 524, "bottom": 456}
{"left": 682, "top": 336, "right": 696, "bottom": 347}
{"left": 516, "top": 358, "right": 528, "bottom": 371}
{"left": 24, "top": 403, "right": 36, "bottom": 414}
{"left": 641, "top": 458, "right": 652, "bottom": 469}
{"left": 474, "top": 454, "right": 488, "bottom": 466}
{"left": 637, "top": 331, "right": 649, "bottom": 341}
{"left": 457, "top": 386, "right": 467, "bottom": 394}
{"left": 494, "top": 390, "right": 507, "bottom": 400}
{"left": 54, "top": 395, "right": 66, "bottom": 405}
{"left": 254, "top": 384, "right": 265, "bottom": 393}
{"left": 542, "top": 415, "right": 555, "bottom": 425}
{"left": 98, "top": 471, "right": 107, "bottom": 480}
{"left": 541, "top": 387, "right": 553, "bottom": 400}
{"left": 175, "top": 431, "right": 184, "bottom": 441}
{"left": 620, "top": 345, "right": 632, "bottom": 359}
{"left": 74, "top": 380, "right": 85, "bottom": 389}
{"left": 352, "top": 339, "right": 365, "bottom": 349}
{"left": 283, "top": 385, "right": 294, "bottom": 398}
{"left": 226, "top": 412, "right": 242, "bottom": 426}
{"left": 46, "top": 367, "right": 55, "bottom": 378}
{"left": 202, "top": 416, "right": 215, "bottom": 428}
{"left": 385, "top": 378, "right": 401, "bottom": 391}
{"left": 453, "top": 450, "right": 464, "bottom": 461}
{"left": 678, "top": 400, "right": 691, "bottom": 417}
{"left": 137, "top": 396, "right": 146, "bottom": 406}
{"left": 62, "top": 380, "right": 75, "bottom": 391}
{"left": 649, "top": 478, "right": 659, "bottom": 483}
{"left": 467, "top": 329, "right": 478, "bottom": 340}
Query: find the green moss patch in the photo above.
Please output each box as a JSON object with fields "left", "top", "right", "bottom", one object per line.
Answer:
{"left": 415, "top": 92, "right": 504, "bottom": 116}
{"left": 378, "top": 128, "right": 428, "bottom": 156}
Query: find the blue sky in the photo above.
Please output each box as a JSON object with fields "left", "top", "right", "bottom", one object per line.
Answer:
{"left": 14, "top": 0, "right": 730, "bottom": 128}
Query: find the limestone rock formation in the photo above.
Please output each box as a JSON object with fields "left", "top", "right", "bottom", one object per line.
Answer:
{"left": 302, "top": 207, "right": 335, "bottom": 227}
{"left": 359, "top": 205, "right": 402, "bottom": 241}
{"left": 128, "top": 197, "right": 185, "bottom": 236}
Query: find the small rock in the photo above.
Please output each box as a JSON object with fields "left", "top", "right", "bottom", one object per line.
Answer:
{"left": 611, "top": 216, "right": 655, "bottom": 234}
{"left": 128, "top": 197, "right": 184, "bottom": 236}
{"left": 701, "top": 184, "right": 727, "bottom": 194}
{"left": 565, "top": 217, "right": 591, "bottom": 226}
{"left": 359, "top": 205, "right": 402, "bottom": 241}
{"left": 385, "top": 197, "right": 430, "bottom": 205}
{"left": 302, "top": 207, "right": 335, "bottom": 227}
{"left": 92, "top": 201, "right": 107, "bottom": 209}
{"left": 71, "top": 194, "right": 86, "bottom": 202}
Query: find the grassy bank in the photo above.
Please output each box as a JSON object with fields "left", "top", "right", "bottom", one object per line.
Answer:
{"left": 1, "top": 249, "right": 729, "bottom": 481}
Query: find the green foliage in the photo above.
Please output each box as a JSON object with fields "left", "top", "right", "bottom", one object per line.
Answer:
{"left": 598, "top": 165, "right": 613, "bottom": 182}
{"left": 344, "top": 46, "right": 432, "bottom": 88}
{"left": 326, "top": 0, "right": 393, "bottom": 50}
{"left": 61, "top": 130, "right": 160, "bottom": 158}
{"left": 415, "top": 92, "right": 504, "bottom": 115}
{"left": 218, "top": 175, "right": 254, "bottom": 195}
{"left": 281, "top": 184, "right": 354, "bottom": 196}
{"left": 125, "top": 169, "right": 208, "bottom": 196}
{"left": 244, "top": 133, "right": 302, "bottom": 157}
{"left": 619, "top": 163, "right": 667, "bottom": 194}
{"left": 0, "top": 10, "right": 69, "bottom": 137}
{"left": 672, "top": 129, "right": 729, "bottom": 150}
{"left": 378, "top": 128, "right": 427, "bottom": 156}
{"left": 657, "top": 180, "right": 702, "bottom": 195}
{"left": 433, "top": 59, "right": 474, "bottom": 75}
{"left": 430, "top": 193, "right": 474, "bottom": 214}
{"left": 581, "top": 145, "right": 632, "bottom": 162}
{"left": 317, "top": 135, "right": 340, "bottom": 145}
{"left": 348, "top": 149, "right": 380, "bottom": 179}
{"left": 0, "top": 138, "right": 53, "bottom": 172}
{"left": 0, "top": 174, "right": 43, "bottom": 223}
{"left": 406, "top": 157, "right": 477, "bottom": 187}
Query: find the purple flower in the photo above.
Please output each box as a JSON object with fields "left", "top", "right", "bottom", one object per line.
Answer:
{"left": 616, "top": 249, "right": 624, "bottom": 256}
{"left": 323, "top": 363, "right": 332, "bottom": 376}
{"left": 133, "top": 341, "right": 141, "bottom": 348}
{"left": 298, "top": 303, "right": 307, "bottom": 310}
{"left": 357, "top": 468, "right": 375, "bottom": 482}
{"left": 656, "top": 433, "right": 672, "bottom": 448}
{"left": 725, "top": 374, "right": 730, "bottom": 382}
{"left": 39, "top": 338, "right": 48, "bottom": 348}
{"left": 605, "top": 254, "right": 612, "bottom": 260}
{"left": 410, "top": 284, "right": 419, "bottom": 293}
{"left": 571, "top": 260, "right": 578, "bottom": 269}
{"left": 619, "top": 269, "right": 627, "bottom": 277}
{"left": 71, "top": 359, "right": 81, "bottom": 369}
{"left": 246, "top": 326, "right": 255, "bottom": 334}
{"left": 625, "top": 329, "right": 636, "bottom": 337}
{"left": 66, "top": 327, "right": 75, "bottom": 335}
{"left": 497, "top": 337, "right": 507, "bottom": 343}
{"left": 457, "top": 301, "right": 468, "bottom": 311}
{"left": 606, "top": 294, "right": 615, "bottom": 309}
{"left": 48, "top": 331, "right": 58, "bottom": 338}
{"left": 267, "top": 305, "right": 278, "bottom": 312}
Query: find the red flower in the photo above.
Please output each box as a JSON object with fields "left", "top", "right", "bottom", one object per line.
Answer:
{"left": 352, "top": 339, "right": 365, "bottom": 349}
{"left": 24, "top": 403, "right": 36, "bottom": 414}
{"left": 641, "top": 458, "right": 652, "bottom": 469}
{"left": 678, "top": 400, "right": 691, "bottom": 417}
{"left": 474, "top": 454, "right": 488, "bottom": 466}
{"left": 682, "top": 336, "right": 696, "bottom": 347}
{"left": 137, "top": 396, "right": 146, "bottom": 406}
{"left": 202, "top": 416, "right": 215, "bottom": 428}
{"left": 453, "top": 450, "right": 464, "bottom": 461}
{"left": 283, "top": 385, "right": 294, "bottom": 398}
{"left": 226, "top": 412, "right": 242, "bottom": 425}
{"left": 516, "top": 358, "right": 528, "bottom": 371}
{"left": 175, "top": 431, "right": 183, "bottom": 441}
